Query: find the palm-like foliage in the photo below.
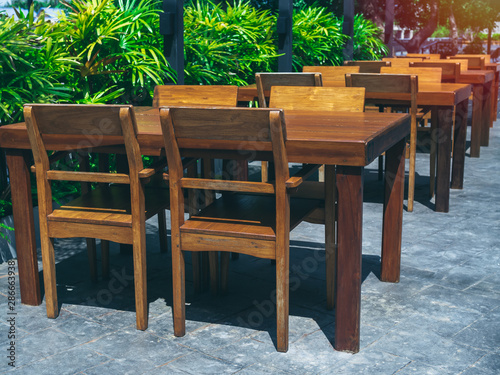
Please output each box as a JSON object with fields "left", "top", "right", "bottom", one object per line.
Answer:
{"left": 292, "top": 6, "right": 346, "bottom": 70}
{"left": 351, "top": 14, "right": 388, "bottom": 60}
{"left": 0, "top": 8, "right": 72, "bottom": 124}
{"left": 55, "top": 0, "right": 174, "bottom": 104}
{"left": 184, "top": 0, "right": 277, "bottom": 85}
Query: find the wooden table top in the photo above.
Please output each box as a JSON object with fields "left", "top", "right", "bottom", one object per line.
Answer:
{"left": 458, "top": 70, "right": 495, "bottom": 84}
{"left": 0, "top": 107, "right": 410, "bottom": 167}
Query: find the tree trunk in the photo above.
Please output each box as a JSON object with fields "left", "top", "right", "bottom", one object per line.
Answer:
{"left": 449, "top": 4, "right": 459, "bottom": 55}
{"left": 487, "top": 27, "right": 492, "bottom": 54}
{"left": 396, "top": 0, "right": 438, "bottom": 53}
{"left": 342, "top": 0, "right": 354, "bottom": 61}
{"left": 384, "top": 0, "right": 394, "bottom": 57}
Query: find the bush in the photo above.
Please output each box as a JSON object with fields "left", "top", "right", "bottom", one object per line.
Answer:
{"left": 292, "top": 6, "right": 345, "bottom": 70}
{"left": 184, "top": 0, "right": 277, "bottom": 85}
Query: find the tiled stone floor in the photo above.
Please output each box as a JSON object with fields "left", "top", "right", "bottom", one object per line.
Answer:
{"left": 0, "top": 115, "right": 499, "bottom": 374}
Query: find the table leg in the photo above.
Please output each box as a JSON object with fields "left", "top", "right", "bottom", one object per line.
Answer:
{"left": 335, "top": 165, "right": 363, "bottom": 353}
{"left": 435, "top": 107, "right": 453, "bottom": 213}
{"left": 470, "top": 84, "right": 482, "bottom": 158}
{"left": 451, "top": 99, "right": 469, "bottom": 189}
{"left": 491, "top": 71, "right": 499, "bottom": 125}
{"left": 381, "top": 139, "right": 405, "bottom": 283}
{"left": 6, "top": 149, "right": 41, "bottom": 306}
{"left": 480, "top": 81, "right": 492, "bottom": 147}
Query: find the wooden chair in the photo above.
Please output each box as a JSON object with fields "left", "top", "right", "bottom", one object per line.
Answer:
{"left": 153, "top": 85, "right": 239, "bottom": 107}
{"left": 255, "top": 72, "right": 322, "bottom": 108}
{"left": 269, "top": 85, "right": 365, "bottom": 308}
{"left": 406, "top": 53, "right": 441, "bottom": 59}
{"left": 380, "top": 66, "right": 443, "bottom": 199}
{"left": 302, "top": 65, "right": 360, "bottom": 86}
{"left": 448, "top": 55, "right": 486, "bottom": 70}
{"left": 153, "top": 85, "right": 239, "bottom": 293}
{"left": 24, "top": 104, "right": 170, "bottom": 330}
{"left": 344, "top": 60, "right": 391, "bottom": 73}
{"left": 381, "top": 57, "right": 425, "bottom": 67}
{"left": 346, "top": 73, "right": 419, "bottom": 212}
{"left": 410, "top": 61, "right": 461, "bottom": 83}
{"left": 255, "top": 72, "right": 322, "bottom": 182}
{"left": 160, "top": 106, "right": 321, "bottom": 352}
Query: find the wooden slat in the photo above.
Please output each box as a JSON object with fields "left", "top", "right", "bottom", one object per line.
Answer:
{"left": 380, "top": 66, "right": 442, "bottom": 83}
{"left": 180, "top": 178, "right": 275, "bottom": 193}
{"left": 303, "top": 66, "right": 360, "bottom": 86}
{"left": 269, "top": 86, "right": 365, "bottom": 112}
{"left": 46, "top": 170, "right": 130, "bottom": 184}
{"left": 153, "top": 85, "right": 238, "bottom": 107}
{"left": 344, "top": 60, "right": 391, "bottom": 73}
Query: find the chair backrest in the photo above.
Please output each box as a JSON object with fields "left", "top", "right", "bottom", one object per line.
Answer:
{"left": 448, "top": 55, "right": 486, "bottom": 69}
{"left": 344, "top": 60, "right": 391, "bottom": 73}
{"left": 24, "top": 104, "right": 142, "bottom": 214}
{"left": 381, "top": 57, "right": 425, "bottom": 67}
{"left": 450, "top": 54, "right": 490, "bottom": 64}
{"left": 269, "top": 86, "right": 365, "bottom": 112}
{"left": 302, "top": 66, "right": 360, "bottom": 86}
{"left": 380, "top": 66, "right": 442, "bottom": 83}
{"left": 153, "top": 85, "right": 239, "bottom": 107}
{"left": 160, "top": 107, "right": 290, "bottom": 206}
{"left": 255, "top": 72, "right": 322, "bottom": 108}
{"left": 406, "top": 53, "right": 440, "bottom": 59}
{"left": 410, "top": 61, "right": 460, "bottom": 82}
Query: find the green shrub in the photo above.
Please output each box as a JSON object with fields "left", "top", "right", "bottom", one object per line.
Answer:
{"left": 292, "top": 6, "right": 345, "bottom": 69}
{"left": 351, "top": 14, "right": 388, "bottom": 60}
{"left": 184, "top": 0, "right": 277, "bottom": 85}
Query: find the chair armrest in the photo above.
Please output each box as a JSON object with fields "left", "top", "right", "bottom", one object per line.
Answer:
{"left": 30, "top": 151, "right": 70, "bottom": 173}
{"left": 139, "top": 158, "right": 168, "bottom": 179}
{"left": 286, "top": 164, "right": 322, "bottom": 189}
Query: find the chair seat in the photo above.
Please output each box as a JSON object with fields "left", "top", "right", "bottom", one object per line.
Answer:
{"left": 48, "top": 184, "right": 170, "bottom": 227}
{"left": 181, "top": 193, "right": 321, "bottom": 241}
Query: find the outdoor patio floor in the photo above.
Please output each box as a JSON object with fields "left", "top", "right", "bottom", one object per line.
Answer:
{"left": 1, "top": 112, "right": 499, "bottom": 374}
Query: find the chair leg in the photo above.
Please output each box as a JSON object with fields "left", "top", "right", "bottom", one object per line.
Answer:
{"left": 192, "top": 252, "right": 202, "bottom": 294}
{"left": 133, "top": 230, "right": 148, "bottom": 331}
{"left": 429, "top": 112, "right": 438, "bottom": 198}
{"left": 408, "top": 139, "right": 417, "bottom": 212}
{"left": 86, "top": 238, "right": 98, "bottom": 282}
{"left": 318, "top": 164, "right": 325, "bottom": 182}
{"left": 209, "top": 252, "right": 219, "bottom": 296}
{"left": 275, "top": 253, "right": 289, "bottom": 353}
{"left": 172, "top": 246, "right": 186, "bottom": 336}
{"left": 378, "top": 155, "right": 384, "bottom": 180}
{"left": 101, "top": 240, "right": 110, "bottom": 280}
{"left": 42, "top": 236, "right": 59, "bottom": 319}
{"left": 261, "top": 161, "right": 268, "bottom": 182}
{"left": 202, "top": 252, "right": 210, "bottom": 292}
{"left": 158, "top": 210, "right": 168, "bottom": 253}
{"left": 220, "top": 252, "right": 230, "bottom": 295}
{"left": 325, "top": 165, "right": 336, "bottom": 310}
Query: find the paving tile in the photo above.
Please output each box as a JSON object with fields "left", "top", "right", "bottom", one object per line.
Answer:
{"left": 392, "top": 361, "right": 443, "bottom": 374}
{"left": 82, "top": 329, "right": 189, "bottom": 367}
{"left": 9, "top": 346, "right": 110, "bottom": 375}
{"left": 369, "top": 322, "right": 487, "bottom": 373}
{"left": 2, "top": 327, "right": 81, "bottom": 370}
{"left": 51, "top": 313, "right": 117, "bottom": 342}
{"left": 81, "top": 358, "right": 157, "bottom": 375}
{"left": 156, "top": 351, "right": 243, "bottom": 374}
{"left": 452, "top": 308, "right": 500, "bottom": 351}
{"left": 234, "top": 363, "right": 293, "bottom": 374}
{"left": 255, "top": 330, "right": 352, "bottom": 374}
{"left": 320, "top": 347, "right": 410, "bottom": 375}
{"left": 460, "top": 352, "right": 500, "bottom": 375}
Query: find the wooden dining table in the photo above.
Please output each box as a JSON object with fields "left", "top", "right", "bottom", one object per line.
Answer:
{"left": 239, "top": 82, "right": 471, "bottom": 213}
{"left": 0, "top": 106, "right": 409, "bottom": 353}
